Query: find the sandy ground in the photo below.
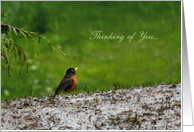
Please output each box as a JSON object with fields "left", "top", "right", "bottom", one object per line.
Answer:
{"left": 1, "top": 83, "right": 181, "bottom": 130}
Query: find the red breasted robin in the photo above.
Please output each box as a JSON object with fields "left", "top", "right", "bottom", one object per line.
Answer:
{"left": 54, "top": 67, "right": 78, "bottom": 96}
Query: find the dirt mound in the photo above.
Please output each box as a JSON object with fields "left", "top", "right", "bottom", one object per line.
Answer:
{"left": 1, "top": 83, "right": 181, "bottom": 130}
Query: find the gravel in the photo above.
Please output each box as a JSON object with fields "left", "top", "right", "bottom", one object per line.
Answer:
{"left": 1, "top": 83, "right": 181, "bottom": 130}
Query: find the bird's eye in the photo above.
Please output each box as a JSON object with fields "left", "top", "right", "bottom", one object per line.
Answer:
{"left": 71, "top": 69, "right": 74, "bottom": 72}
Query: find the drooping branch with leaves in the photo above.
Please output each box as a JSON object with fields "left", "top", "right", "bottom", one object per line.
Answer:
{"left": 1, "top": 13, "right": 66, "bottom": 77}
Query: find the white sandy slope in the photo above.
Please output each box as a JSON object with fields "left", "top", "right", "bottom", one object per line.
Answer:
{"left": 1, "top": 83, "right": 181, "bottom": 130}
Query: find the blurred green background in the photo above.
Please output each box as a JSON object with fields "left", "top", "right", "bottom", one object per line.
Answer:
{"left": 1, "top": 1, "right": 181, "bottom": 101}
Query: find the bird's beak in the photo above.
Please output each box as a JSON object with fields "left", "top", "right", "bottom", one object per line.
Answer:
{"left": 75, "top": 67, "right": 78, "bottom": 71}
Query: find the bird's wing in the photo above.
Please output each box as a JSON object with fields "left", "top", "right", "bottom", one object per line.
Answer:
{"left": 55, "top": 77, "right": 74, "bottom": 95}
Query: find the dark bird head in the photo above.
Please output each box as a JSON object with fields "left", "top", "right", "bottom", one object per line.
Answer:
{"left": 65, "top": 67, "right": 78, "bottom": 76}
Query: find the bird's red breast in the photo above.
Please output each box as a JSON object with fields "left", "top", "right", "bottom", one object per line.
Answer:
{"left": 66, "top": 75, "right": 77, "bottom": 92}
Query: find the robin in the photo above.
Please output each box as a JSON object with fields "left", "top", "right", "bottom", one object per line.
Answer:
{"left": 54, "top": 67, "right": 78, "bottom": 96}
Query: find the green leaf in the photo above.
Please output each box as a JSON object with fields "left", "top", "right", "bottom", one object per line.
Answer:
{"left": 8, "top": 65, "right": 11, "bottom": 78}
{"left": 38, "top": 36, "right": 41, "bottom": 43}
{"left": 20, "top": 30, "right": 27, "bottom": 40}
{"left": 12, "top": 27, "right": 18, "bottom": 36}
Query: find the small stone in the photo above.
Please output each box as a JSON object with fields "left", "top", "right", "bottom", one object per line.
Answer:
{"left": 95, "top": 122, "right": 102, "bottom": 130}
{"left": 24, "top": 100, "right": 30, "bottom": 106}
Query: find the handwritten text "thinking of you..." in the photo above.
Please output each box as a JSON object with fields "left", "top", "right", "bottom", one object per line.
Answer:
{"left": 89, "top": 31, "right": 158, "bottom": 43}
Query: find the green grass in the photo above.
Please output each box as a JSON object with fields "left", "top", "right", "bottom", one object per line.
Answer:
{"left": 1, "top": 1, "right": 181, "bottom": 101}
